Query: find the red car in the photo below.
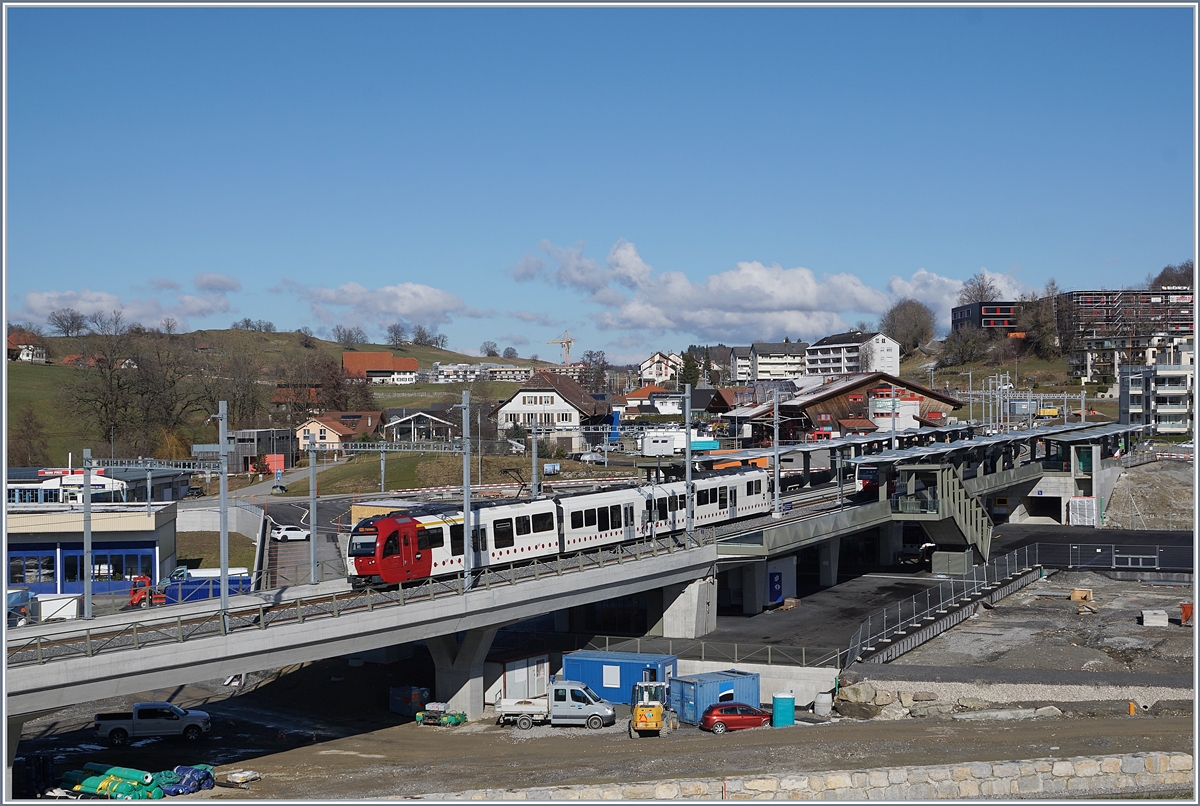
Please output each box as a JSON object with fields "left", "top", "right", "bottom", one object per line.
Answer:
{"left": 699, "top": 702, "right": 771, "bottom": 734}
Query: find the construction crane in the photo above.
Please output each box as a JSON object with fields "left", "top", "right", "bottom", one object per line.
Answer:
{"left": 548, "top": 330, "right": 574, "bottom": 365}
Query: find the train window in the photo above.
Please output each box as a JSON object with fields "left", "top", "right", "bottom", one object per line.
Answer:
{"left": 383, "top": 531, "right": 399, "bottom": 557}
{"left": 718, "top": 487, "right": 728, "bottom": 509}
{"left": 668, "top": 495, "right": 679, "bottom": 512}
{"left": 597, "top": 506, "right": 610, "bottom": 531}
{"left": 450, "top": 524, "right": 464, "bottom": 556}
{"left": 609, "top": 505, "right": 622, "bottom": 528}
{"left": 697, "top": 488, "right": 710, "bottom": 506}
{"left": 417, "top": 527, "right": 444, "bottom": 551}
{"left": 571, "top": 511, "right": 583, "bottom": 529}
{"left": 657, "top": 498, "right": 668, "bottom": 521}
{"left": 472, "top": 526, "right": 488, "bottom": 552}
{"left": 515, "top": 516, "right": 532, "bottom": 536}
{"left": 532, "top": 512, "right": 555, "bottom": 533}
{"left": 584, "top": 509, "right": 597, "bottom": 527}
{"left": 349, "top": 529, "right": 381, "bottom": 556}
{"left": 746, "top": 481, "right": 754, "bottom": 496}
{"left": 493, "top": 519, "right": 515, "bottom": 549}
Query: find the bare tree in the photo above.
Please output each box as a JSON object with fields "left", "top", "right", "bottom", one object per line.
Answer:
{"left": 296, "top": 326, "right": 316, "bottom": 349}
{"left": 938, "top": 325, "right": 991, "bottom": 367}
{"left": 9, "top": 404, "right": 51, "bottom": 466}
{"left": 480, "top": 341, "right": 500, "bottom": 357}
{"left": 958, "top": 272, "right": 1000, "bottom": 305}
{"left": 580, "top": 350, "right": 610, "bottom": 392}
{"left": 386, "top": 323, "right": 409, "bottom": 348}
{"left": 879, "top": 298, "right": 935, "bottom": 357}
{"left": 1015, "top": 281, "right": 1062, "bottom": 360}
{"left": 412, "top": 325, "right": 433, "bottom": 346}
{"left": 1150, "top": 259, "right": 1194, "bottom": 290}
{"left": 48, "top": 308, "right": 88, "bottom": 338}
{"left": 198, "top": 353, "right": 267, "bottom": 429}
{"left": 332, "top": 325, "right": 366, "bottom": 347}
{"left": 160, "top": 317, "right": 178, "bottom": 335}
{"left": 502, "top": 346, "right": 518, "bottom": 359}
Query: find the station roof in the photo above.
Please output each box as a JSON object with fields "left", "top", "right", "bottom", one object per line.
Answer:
{"left": 842, "top": 421, "right": 1130, "bottom": 466}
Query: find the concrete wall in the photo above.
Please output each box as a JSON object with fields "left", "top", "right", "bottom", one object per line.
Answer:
{"left": 422, "top": 752, "right": 1194, "bottom": 800}
{"left": 675, "top": 659, "right": 838, "bottom": 710}
{"left": 176, "top": 505, "right": 264, "bottom": 541}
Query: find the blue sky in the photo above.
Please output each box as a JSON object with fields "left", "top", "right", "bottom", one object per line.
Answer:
{"left": 5, "top": 6, "right": 1195, "bottom": 364}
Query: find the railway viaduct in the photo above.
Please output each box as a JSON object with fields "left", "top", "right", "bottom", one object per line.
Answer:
{"left": 5, "top": 421, "right": 1142, "bottom": 789}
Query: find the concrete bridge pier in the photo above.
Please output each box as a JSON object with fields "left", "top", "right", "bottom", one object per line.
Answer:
{"left": 741, "top": 562, "right": 766, "bottom": 615}
{"left": 427, "top": 627, "right": 499, "bottom": 720}
{"left": 658, "top": 575, "right": 717, "bottom": 638}
{"left": 879, "top": 522, "right": 903, "bottom": 567}
{"left": 7, "top": 715, "right": 25, "bottom": 800}
{"left": 818, "top": 538, "right": 840, "bottom": 587}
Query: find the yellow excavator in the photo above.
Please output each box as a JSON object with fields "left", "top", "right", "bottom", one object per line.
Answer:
{"left": 628, "top": 680, "right": 679, "bottom": 738}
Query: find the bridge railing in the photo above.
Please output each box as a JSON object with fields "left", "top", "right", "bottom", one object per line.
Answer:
{"left": 5, "top": 528, "right": 719, "bottom": 669}
{"left": 583, "top": 635, "right": 846, "bottom": 669}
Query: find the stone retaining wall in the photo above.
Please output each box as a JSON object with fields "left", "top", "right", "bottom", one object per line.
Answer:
{"left": 416, "top": 752, "right": 1192, "bottom": 800}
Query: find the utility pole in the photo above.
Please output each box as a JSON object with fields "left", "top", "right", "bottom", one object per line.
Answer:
{"left": 684, "top": 383, "right": 694, "bottom": 542}
{"left": 772, "top": 390, "right": 782, "bottom": 517}
{"left": 531, "top": 419, "right": 539, "bottom": 499}
{"left": 461, "top": 390, "right": 473, "bottom": 590}
{"left": 217, "top": 401, "right": 231, "bottom": 612}
{"left": 307, "top": 435, "right": 317, "bottom": 585}
{"left": 83, "top": 448, "right": 93, "bottom": 620}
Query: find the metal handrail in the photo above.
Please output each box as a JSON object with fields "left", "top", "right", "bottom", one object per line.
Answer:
{"left": 6, "top": 530, "right": 718, "bottom": 668}
{"left": 845, "top": 544, "right": 1042, "bottom": 667}
{"left": 579, "top": 635, "right": 844, "bottom": 669}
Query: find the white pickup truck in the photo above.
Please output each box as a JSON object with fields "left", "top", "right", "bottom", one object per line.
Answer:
{"left": 94, "top": 702, "right": 211, "bottom": 746}
{"left": 495, "top": 680, "right": 616, "bottom": 730}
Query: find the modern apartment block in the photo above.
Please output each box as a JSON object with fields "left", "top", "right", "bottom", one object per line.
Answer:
{"left": 805, "top": 331, "right": 900, "bottom": 376}
{"left": 1056, "top": 288, "right": 1194, "bottom": 375}
{"left": 950, "top": 301, "right": 1022, "bottom": 333}
{"left": 1119, "top": 338, "right": 1194, "bottom": 435}
{"left": 1072, "top": 333, "right": 1194, "bottom": 384}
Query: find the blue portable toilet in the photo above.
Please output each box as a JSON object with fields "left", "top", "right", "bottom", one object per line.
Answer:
{"left": 669, "top": 670, "right": 761, "bottom": 725}
{"left": 560, "top": 650, "right": 677, "bottom": 706}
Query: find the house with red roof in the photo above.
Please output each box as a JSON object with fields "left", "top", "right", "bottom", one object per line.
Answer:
{"left": 341, "top": 352, "right": 419, "bottom": 385}
{"left": 7, "top": 332, "right": 46, "bottom": 364}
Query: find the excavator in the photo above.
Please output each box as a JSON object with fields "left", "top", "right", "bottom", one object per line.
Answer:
{"left": 627, "top": 680, "right": 679, "bottom": 738}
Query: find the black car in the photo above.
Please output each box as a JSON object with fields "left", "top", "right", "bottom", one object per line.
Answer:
{"left": 184, "top": 488, "right": 205, "bottom": 498}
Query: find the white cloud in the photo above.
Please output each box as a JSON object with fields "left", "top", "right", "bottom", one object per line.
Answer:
{"left": 149, "top": 278, "right": 180, "bottom": 291}
{"left": 284, "top": 280, "right": 467, "bottom": 331}
{"left": 511, "top": 310, "right": 559, "bottom": 327}
{"left": 22, "top": 289, "right": 167, "bottom": 328}
{"left": 514, "top": 239, "right": 1038, "bottom": 344}
{"left": 194, "top": 273, "right": 242, "bottom": 292}
{"left": 507, "top": 254, "right": 545, "bottom": 281}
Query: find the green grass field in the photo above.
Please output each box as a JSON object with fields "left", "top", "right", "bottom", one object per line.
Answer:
{"left": 7, "top": 362, "right": 95, "bottom": 466}
{"left": 175, "top": 531, "right": 258, "bottom": 570}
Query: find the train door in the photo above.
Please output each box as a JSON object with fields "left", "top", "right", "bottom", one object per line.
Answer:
{"left": 379, "top": 525, "right": 420, "bottom": 583}
{"left": 728, "top": 485, "right": 738, "bottom": 519}
{"left": 623, "top": 503, "right": 635, "bottom": 542}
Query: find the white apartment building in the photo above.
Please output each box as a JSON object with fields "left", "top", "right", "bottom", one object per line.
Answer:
{"left": 728, "top": 346, "right": 753, "bottom": 383}
{"left": 806, "top": 331, "right": 900, "bottom": 376}
{"left": 751, "top": 342, "right": 809, "bottom": 380}
{"left": 1119, "top": 339, "right": 1194, "bottom": 436}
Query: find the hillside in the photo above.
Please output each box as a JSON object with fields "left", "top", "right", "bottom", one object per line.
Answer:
{"left": 7, "top": 329, "right": 552, "bottom": 467}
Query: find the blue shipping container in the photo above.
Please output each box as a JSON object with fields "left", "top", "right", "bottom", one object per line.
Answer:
{"left": 669, "top": 670, "right": 761, "bottom": 725}
{"left": 561, "top": 650, "right": 677, "bottom": 706}
{"left": 163, "top": 576, "right": 253, "bottom": 603}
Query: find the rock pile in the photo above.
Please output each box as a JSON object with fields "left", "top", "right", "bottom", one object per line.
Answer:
{"left": 833, "top": 680, "right": 1062, "bottom": 721}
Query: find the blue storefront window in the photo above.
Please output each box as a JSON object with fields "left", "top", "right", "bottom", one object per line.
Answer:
{"left": 8, "top": 543, "right": 156, "bottom": 595}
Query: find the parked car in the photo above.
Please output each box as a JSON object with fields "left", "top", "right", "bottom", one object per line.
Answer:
{"left": 94, "top": 702, "right": 210, "bottom": 746}
{"left": 699, "top": 702, "right": 771, "bottom": 734}
{"left": 271, "top": 484, "right": 288, "bottom": 494}
{"left": 6, "top": 587, "right": 35, "bottom": 627}
{"left": 270, "top": 524, "right": 310, "bottom": 542}
{"left": 184, "top": 487, "right": 205, "bottom": 498}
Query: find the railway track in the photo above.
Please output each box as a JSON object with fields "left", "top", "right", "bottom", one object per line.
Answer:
{"left": 5, "top": 530, "right": 713, "bottom": 670}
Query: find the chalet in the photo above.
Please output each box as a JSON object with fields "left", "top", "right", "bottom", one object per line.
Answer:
{"left": 639, "top": 351, "right": 682, "bottom": 385}
{"left": 719, "top": 373, "right": 963, "bottom": 446}
{"left": 493, "top": 370, "right": 611, "bottom": 453}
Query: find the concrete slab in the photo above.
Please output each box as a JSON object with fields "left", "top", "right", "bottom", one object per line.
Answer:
{"left": 1142, "top": 609, "right": 1169, "bottom": 627}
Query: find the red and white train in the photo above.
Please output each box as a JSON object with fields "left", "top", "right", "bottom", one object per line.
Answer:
{"left": 347, "top": 467, "right": 774, "bottom": 588}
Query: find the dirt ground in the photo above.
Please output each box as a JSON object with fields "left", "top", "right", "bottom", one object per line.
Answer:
{"left": 1103, "top": 458, "right": 1195, "bottom": 532}
{"left": 17, "top": 570, "right": 1195, "bottom": 799}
